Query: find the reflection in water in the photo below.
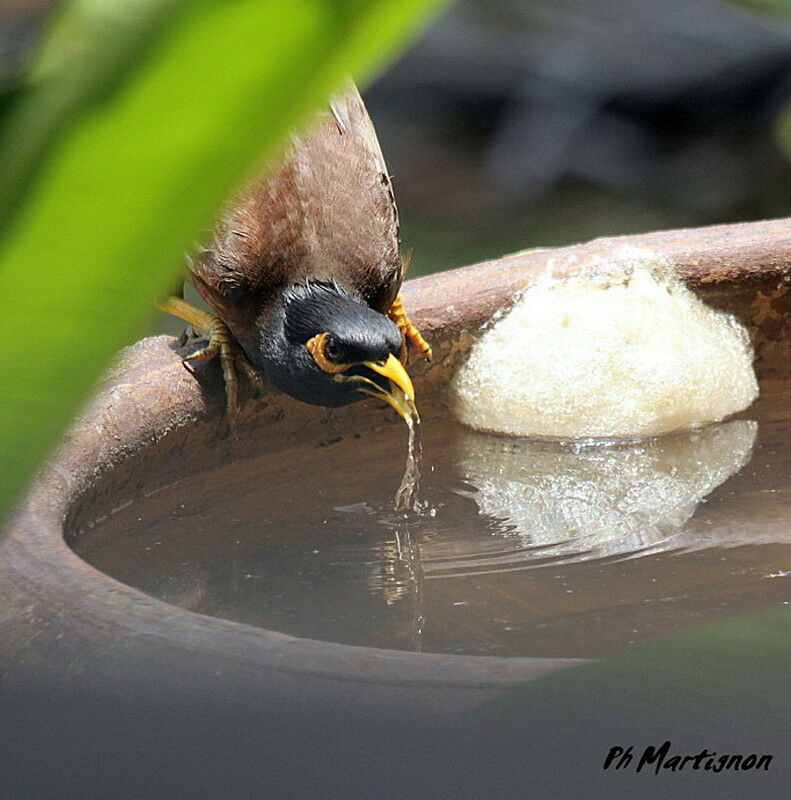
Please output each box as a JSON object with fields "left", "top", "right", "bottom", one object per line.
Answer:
{"left": 451, "top": 421, "right": 757, "bottom": 567}
{"left": 369, "top": 527, "right": 426, "bottom": 651}
{"left": 75, "top": 388, "right": 789, "bottom": 658}
{"left": 368, "top": 420, "right": 759, "bottom": 620}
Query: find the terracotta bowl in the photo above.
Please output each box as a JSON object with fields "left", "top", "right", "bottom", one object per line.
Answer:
{"left": 2, "top": 219, "right": 788, "bottom": 724}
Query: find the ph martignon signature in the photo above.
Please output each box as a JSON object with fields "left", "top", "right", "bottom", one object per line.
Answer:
{"left": 603, "top": 741, "right": 772, "bottom": 774}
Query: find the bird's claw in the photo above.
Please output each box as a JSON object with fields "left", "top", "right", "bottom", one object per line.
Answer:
{"left": 161, "top": 296, "right": 264, "bottom": 419}
{"left": 178, "top": 324, "right": 204, "bottom": 348}
{"left": 233, "top": 350, "right": 265, "bottom": 398}
{"left": 388, "top": 294, "right": 432, "bottom": 362}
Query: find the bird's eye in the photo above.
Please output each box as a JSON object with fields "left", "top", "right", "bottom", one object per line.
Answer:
{"left": 306, "top": 332, "right": 353, "bottom": 374}
{"left": 325, "top": 337, "right": 341, "bottom": 362}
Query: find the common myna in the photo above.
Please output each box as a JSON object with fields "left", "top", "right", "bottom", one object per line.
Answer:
{"left": 161, "top": 82, "right": 430, "bottom": 422}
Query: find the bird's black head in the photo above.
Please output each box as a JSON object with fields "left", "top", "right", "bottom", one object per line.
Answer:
{"left": 258, "top": 281, "right": 416, "bottom": 419}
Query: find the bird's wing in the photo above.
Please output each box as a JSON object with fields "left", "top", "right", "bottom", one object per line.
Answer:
{"left": 190, "top": 81, "right": 403, "bottom": 334}
{"left": 322, "top": 82, "right": 403, "bottom": 311}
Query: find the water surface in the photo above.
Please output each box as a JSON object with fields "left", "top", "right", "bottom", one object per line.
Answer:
{"left": 74, "top": 383, "right": 790, "bottom": 658}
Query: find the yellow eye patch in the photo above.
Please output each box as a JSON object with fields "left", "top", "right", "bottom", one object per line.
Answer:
{"left": 306, "top": 332, "right": 353, "bottom": 374}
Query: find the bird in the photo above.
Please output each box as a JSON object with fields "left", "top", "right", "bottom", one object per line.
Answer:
{"left": 160, "top": 81, "right": 431, "bottom": 423}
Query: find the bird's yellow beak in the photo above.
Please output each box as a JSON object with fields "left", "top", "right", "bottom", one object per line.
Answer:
{"left": 333, "top": 354, "right": 419, "bottom": 422}
{"left": 364, "top": 354, "right": 415, "bottom": 403}
{"left": 363, "top": 354, "right": 419, "bottom": 423}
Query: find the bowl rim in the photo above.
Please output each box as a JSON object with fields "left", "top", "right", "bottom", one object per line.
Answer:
{"left": 3, "top": 217, "right": 788, "bottom": 708}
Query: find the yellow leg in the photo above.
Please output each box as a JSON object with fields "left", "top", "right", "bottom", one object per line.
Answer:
{"left": 387, "top": 295, "right": 432, "bottom": 361}
{"left": 159, "top": 296, "right": 263, "bottom": 418}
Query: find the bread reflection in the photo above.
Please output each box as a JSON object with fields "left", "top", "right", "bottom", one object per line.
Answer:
{"left": 452, "top": 420, "right": 758, "bottom": 564}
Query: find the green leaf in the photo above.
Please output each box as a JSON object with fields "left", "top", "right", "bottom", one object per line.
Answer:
{"left": 488, "top": 608, "right": 790, "bottom": 727}
{"left": 0, "top": 0, "right": 449, "bottom": 524}
{"left": 0, "top": 0, "right": 182, "bottom": 229}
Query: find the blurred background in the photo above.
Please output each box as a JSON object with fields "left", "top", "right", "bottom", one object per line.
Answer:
{"left": 365, "top": 0, "right": 791, "bottom": 275}
{"left": 2, "top": 0, "right": 790, "bottom": 282}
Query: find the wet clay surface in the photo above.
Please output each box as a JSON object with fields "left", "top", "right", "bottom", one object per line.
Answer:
{"left": 72, "top": 382, "right": 790, "bottom": 659}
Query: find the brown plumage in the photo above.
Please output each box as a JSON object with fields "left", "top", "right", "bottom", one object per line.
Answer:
{"left": 190, "top": 82, "right": 404, "bottom": 362}
{"left": 161, "top": 81, "right": 429, "bottom": 419}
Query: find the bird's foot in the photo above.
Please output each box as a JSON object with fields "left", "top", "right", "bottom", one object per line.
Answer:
{"left": 160, "top": 296, "right": 263, "bottom": 419}
{"left": 178, "top": 324, "right": 204, "bottom": 348}
{"left": 387, "top": 294, "right": 432, "bottom": 361}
